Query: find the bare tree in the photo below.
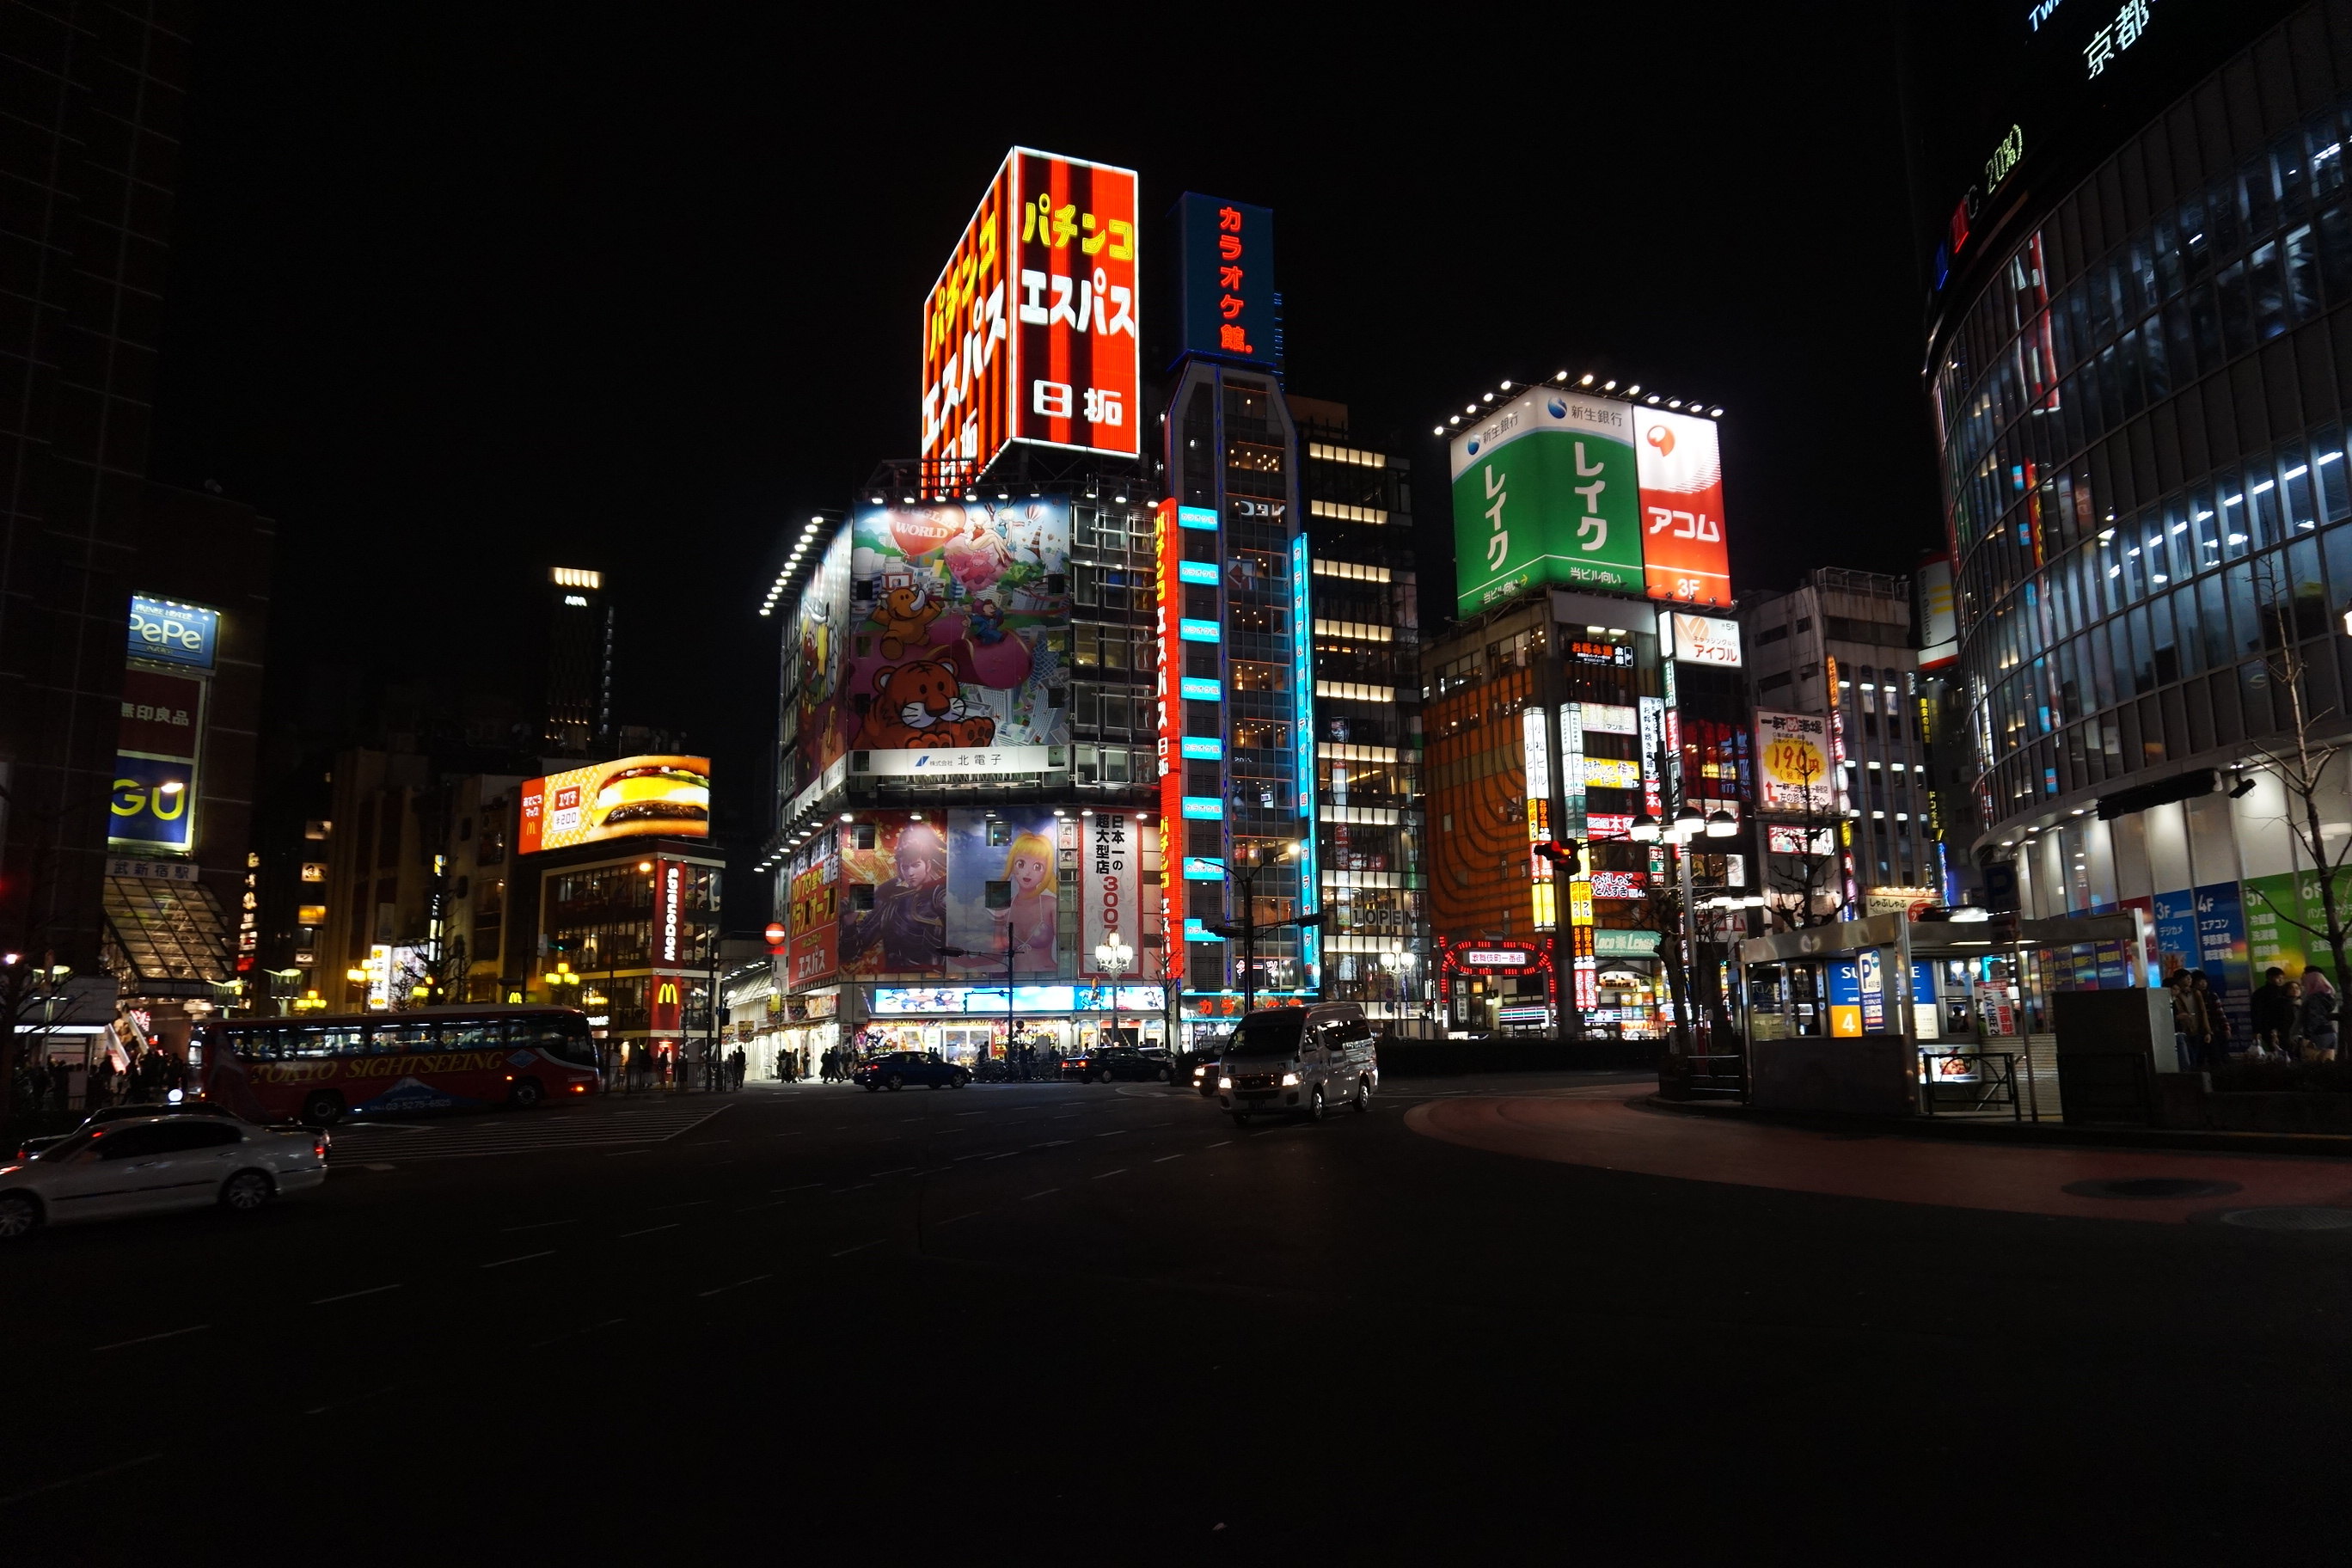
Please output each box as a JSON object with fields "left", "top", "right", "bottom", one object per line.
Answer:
{"left": 2241, "top": 557, "right": 2352, "bottom": 995}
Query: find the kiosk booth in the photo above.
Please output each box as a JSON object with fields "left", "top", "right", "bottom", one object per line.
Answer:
{"left": 1737, "top": 910, "right": 2162, "bottom": 1118}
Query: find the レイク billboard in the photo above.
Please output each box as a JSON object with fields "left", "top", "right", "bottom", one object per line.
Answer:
{"left": 1451, "top": 387, "right": 1644, "bottom": 616}
{"left": 920, "top": 149, "right": 1140, "bottom": 492}
{"left": 518, "top": 756, "right": 711, "bottom": 854}
{"left": 1635, "top": 408, "right": 1732, "bottom": 607}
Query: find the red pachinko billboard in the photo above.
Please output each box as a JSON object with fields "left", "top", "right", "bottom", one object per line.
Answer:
{"left": 1635, "top": 407, "right": 1731, "bottom": 608}
{"left": 920, "top": 149, "right": 1139, "bottom": 494}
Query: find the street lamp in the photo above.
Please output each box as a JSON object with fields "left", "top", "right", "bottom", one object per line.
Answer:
{"left": 1209, "top": 840, "right": 1324, "bottom": 1018}
{"left": 1094, "top": 938, "right": 1134, "bottom": 1050}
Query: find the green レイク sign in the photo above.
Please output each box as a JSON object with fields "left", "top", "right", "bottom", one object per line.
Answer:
{"left": 1450, "top": 387, "right": 1645, "bottom": 616}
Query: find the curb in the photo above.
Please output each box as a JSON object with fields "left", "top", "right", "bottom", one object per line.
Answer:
{"left": 1639, "top": 1092, "right": 2352, "bottom": 1159}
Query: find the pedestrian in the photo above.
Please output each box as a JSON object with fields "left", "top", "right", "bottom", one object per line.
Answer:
{"left": 2300, "top": 968, "right": 2339, "bottom": 1063}
{"left": 732, "top": 1046, "right": 747, "bottom": 1090}
{"left": 2190, "top": 971, "right": 2233, "bottom": 1061}
{"left": 2166, "top": 969, "right": 2207, "bottom": 1070}
{"left": 2253, "top": 966, "right": 2295, "bottom": 1057}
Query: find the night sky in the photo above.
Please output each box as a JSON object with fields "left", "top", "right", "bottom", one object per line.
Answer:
{"left": 146, "top": 6, "right": 1942, "bottom": 847}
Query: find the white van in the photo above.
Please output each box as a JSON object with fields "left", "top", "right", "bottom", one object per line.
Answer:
{"left": 1215, "top": 1004, "right": 1378, "bottom": 1125}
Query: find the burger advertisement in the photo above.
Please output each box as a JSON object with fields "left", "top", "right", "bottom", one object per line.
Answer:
{"left": 518, "top": 754, "right": 711, "bottom": 854}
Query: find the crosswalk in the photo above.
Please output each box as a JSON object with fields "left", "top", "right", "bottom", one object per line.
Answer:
{"left": 327, "top": 1102, "right": 732, "bottom": 1163}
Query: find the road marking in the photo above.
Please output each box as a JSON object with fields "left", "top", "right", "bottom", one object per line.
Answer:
{"left": 937, "top": 1211, "right": 984, "bottom": 1226}
{"left": 1207, "top": 1141, "right": 1231, "bottom": 1148}
{"left": 1093, "top": 1130, "right": 1126, "bottom": 1137}
{"left": 310, "top": 1283, "right": 402, "bottom": 1306}
{"left": 733, "top": 1198, "right": 791, "bottom": 1212}
{"left": 603, "top": 1149, "right": 647, "bottom": 1158}
{"left": 363, "top": 1162, "right": 396, "bottom": 1172}
{"left": 984, "top": 1151, "right": 1018, "bottom": 1161}
{"left": 873, "top": 1167, "right": 916, "bottom": 1175}
{"left": 954, "top": 1110, "right": 986, "bottom": 1117}
{"left": 0, "top": 1452, "right": 162, "bottom": 1509}
{"left": 835, "top": 1182, "right": 875, "bottom": 1191}
{"left": 1093, "top": 1168, "right": 1128, "bottom": 1179}
{"left": 481, "top": 1251, "right": 556, "bottom": 1269}
{"left": 1022, "top": 1188, "right": 1059, "bottom": 1201}
{"left": 503, "top": 1218, "right": 583, "bottom": 1232}
{"left": 774, "top": 1182, "right": 823, "bottom": 1191}
{"left": 649, "top": 1199, "right": 712, "bottom": 1210}
{"left": 953, "top": 1151, "right": 989, "bottom": 1161}
{"left": 1154, "top": 1155, "right": 1185, "bottom": 1164}
{"left": 697, "top": 1273, "right": 775, "bottom": 1297}
{"left": 769, "top": 1130, "right": 805, "bottom": 1137}
{"left": 617, "top": 1223, "right": 679, "bottom": 1239}
{"left": 95, "top": 1325, "right": 208, "bottom": 1352}
{"left": 830, "top": 1240, "right": 884, "bottom": 1258}
{"left": 1032, "top": 1140, "right": 1072, "bottom": 1149}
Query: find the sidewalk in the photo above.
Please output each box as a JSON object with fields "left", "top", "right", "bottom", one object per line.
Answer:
{"left": 1645, "top": 1092, "right": 2352, "bottom": 1158}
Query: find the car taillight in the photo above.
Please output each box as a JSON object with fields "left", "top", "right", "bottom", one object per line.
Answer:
{"left": 313, "top": 1136, "right": 328, "bottom": 1160}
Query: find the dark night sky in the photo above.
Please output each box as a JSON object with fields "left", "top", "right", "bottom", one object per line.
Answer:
{"left": 148, "top": 6, "right": 1943, "bottom": 844}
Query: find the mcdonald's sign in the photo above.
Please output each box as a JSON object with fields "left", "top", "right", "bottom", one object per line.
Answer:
{"left": 650, "top": 976, "right": 683, "bottom": 1034}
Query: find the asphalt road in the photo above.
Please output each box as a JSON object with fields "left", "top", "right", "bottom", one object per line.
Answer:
{"left": 5, "top": 1072, "right": 2348, "bottom": 1563}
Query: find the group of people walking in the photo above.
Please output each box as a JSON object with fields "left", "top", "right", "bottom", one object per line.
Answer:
{"left": 611, "top": 1042, "right": 751, "bottom": 1093}
{"left": 9, "top": 1044, "right": 184, "bottom": 1114}
{"left": 2168, "top": 964, "right": 2340, "bottom": 1068}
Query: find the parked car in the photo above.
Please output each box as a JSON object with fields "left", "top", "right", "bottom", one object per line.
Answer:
{"left": 14, "top": 1099, "right": 248, "bottom": 1161}
{"left": 0, "top": 1113, "right": 329, "bottom": 1239}
{"left": 854, "top": 1051, "right": 971, "bottom": 1092}
{"left": 1216, "top": 1003, "right": 1379, "bottom": 1124}
{"left": 1060, "top": 1046, "right": 1173, "bottom": 1085}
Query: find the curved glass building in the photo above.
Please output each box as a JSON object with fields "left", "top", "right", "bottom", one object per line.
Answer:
{"left": 1926, "top": 2, "right": 2352, "bottom": 1026}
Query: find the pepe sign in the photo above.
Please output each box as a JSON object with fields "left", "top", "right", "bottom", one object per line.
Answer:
{"left": 126, "top": 594, "right": 219, "bottom": 671}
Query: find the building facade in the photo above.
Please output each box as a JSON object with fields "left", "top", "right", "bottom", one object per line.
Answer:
{"left": 1741, "top": 567, "right": 1945, "bottom": 919}
{"left": 1292, "top": 396, "right": 1433, "bottom": 1033}
{"left": 541, "top": 566, "right": 613, "bottom": 758}
{"left": 1923, "top": 1, "right": 2352, "bottom": 1032}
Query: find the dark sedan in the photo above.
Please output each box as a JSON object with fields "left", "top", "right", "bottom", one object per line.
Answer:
{"left": 1061, "top": 1046, "right": 1174, "bottom": 1085}
{"left": 853, "top": 1050, "right": 971, "bottom": 1092}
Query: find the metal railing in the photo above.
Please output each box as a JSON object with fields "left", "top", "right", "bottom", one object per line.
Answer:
{"left": 1919, "top": 1050, "right": 2021, "bottom": 1119}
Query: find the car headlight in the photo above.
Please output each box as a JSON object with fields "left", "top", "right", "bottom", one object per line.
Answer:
{"left": 1216, "top": 1076, "right": 1233, "bottom": 1090}
{"left": 1280, "top": 1071, "right": 1300, "bottom": 1087}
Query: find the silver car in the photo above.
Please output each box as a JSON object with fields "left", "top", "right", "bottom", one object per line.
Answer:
{"left": 1216, "top": 1003, "right": 1379, "bottom": 1124}
{"left": 0, "top": 1113, "right": 328, "bottom": 1239}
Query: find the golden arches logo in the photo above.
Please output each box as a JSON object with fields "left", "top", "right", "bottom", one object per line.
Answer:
{"left": 657, "top": 981, "right": 679, "bottom": 1005}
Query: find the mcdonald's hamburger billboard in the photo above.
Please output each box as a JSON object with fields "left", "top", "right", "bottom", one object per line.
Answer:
{"left": 518, "top": 755, "right": 710, "bottom": 854}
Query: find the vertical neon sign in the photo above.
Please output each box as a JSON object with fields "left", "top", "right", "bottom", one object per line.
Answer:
{"left": 1522, "top": 707, "right": 1556, "bottom": 931}
{"left": 1155, "top": 499, "right": 1186, "bottom": 981}
{"left": 1289, "top": 532, "right": 1319, "bottom": 987}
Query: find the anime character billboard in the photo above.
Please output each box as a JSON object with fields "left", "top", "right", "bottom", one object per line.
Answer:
{"left": 836, "top": 813, "right": 948, "bottom": 980}
{"left": 846, "top": 500, "right": 1069, "bottom": 770}
{"left": 796, "top": 527, "right": 854, "bottom": 780}
{"left": 945, "top": 808, "right": 1066, "bottom": 978}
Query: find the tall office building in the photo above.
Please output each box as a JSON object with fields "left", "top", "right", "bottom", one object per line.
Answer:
{"left": 1291, "top": 397, "right": 1432, "bottom": 1033}
{"left": 541, "top": 566, "right": 613, "bottom": 759}
{"left": 0, "top": 3, "right": 198, "bottom": 976}
{"left": 1741, "top": 568, "right": 1945, "bottom": 917}
{"left": 1912, "top": 0, "right": 2352, "bottom": 1031}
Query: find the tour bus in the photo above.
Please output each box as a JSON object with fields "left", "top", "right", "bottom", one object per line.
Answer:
{"left": 199, "top": 1007, "right": 601, "bottom": 1126}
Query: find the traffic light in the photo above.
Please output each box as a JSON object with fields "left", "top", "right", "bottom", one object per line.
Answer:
{"left": 1535, "top": 840, "right": 1583, "bottom": 874}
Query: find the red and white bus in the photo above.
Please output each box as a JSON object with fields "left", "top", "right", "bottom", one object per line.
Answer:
{"left": 199, "top": 1007, "right": 601, "bottom": 1125}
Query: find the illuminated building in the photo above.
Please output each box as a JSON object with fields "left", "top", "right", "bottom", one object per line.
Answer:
{"left": 540, "top": 566, "right": 614, "bottom": 759}
{"left": 1291, "top": 396, "right": 1434, "bottom": 1034}
{"left": 1741, "top": 568, "right": 1946, "bottom": 918}
{"left": 1915, "top": 0, "right": 2352, "bottom": 1029}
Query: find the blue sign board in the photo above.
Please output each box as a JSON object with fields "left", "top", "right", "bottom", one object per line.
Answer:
{"left": 1182, "top": 856, "right": 1227, "bottom": 881}
{"left": 1180, "top": 795, "right": 1225, "bottom": 819}
{"left": 108, "top": 754, "right": 195, "bottom": 851}
{"left": 1184, "top": 918, "right": 1227, "bottom": 943}
{"left": 1180, "top": 736, "right": 1223, "bottom": 761}
{"left": 1179, "top": 618, "right": 1222, "bottom": 642}
{"left": 1178, "top": 560, "right": 1220, "bottom": 585}
{"left": 2194, "top": 879, "right": 2253, "bottom": 1041}
{"left": 1179, "top": 677, "right": 1222, "bottom": 701}
{"left": 1173, "top": 193, "right": 1279, "bottom": 372}
{"left": 126, "top": 595, "right": 218, "bottom": 671}
{"left": 1177, "top": 505, "right": 1218, "bottom": 530}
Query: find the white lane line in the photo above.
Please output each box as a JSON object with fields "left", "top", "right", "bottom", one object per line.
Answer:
{"left": 835, "top": 1182, "right": 875, "bottom": 1191}
{"left": 733, "top": 1198, "right": 791, "bottom": 1212}
{"left": 503, "top": 1218, "right": 583, "bottom": 1232}
{"left": 1207, "top": 1140, "right": 1231, "bottom": 1148}
{"left": 937, "top": 1211, "right": 984, "bottom": 1226}
{"left": 1093, "top": 1130, "right": 1126, "bottom": 1137}
{"left": 773, "top": 1182, "right": 823, "bottom": 1191}
{"left": 873, "top": 1167, "right": 916, "bottom": 1175}
{"left": 984, "top": 1152, "right": 1019, "bottom": 1161}
{"left": 769, "top": 1131, "right": 805, "bottom": 1137}
{"left": 697, "top": 1273, "right": 775, "bottom": 1297}
{"left": 1153, "top": 1154, "right": 1185, "bottom": 1164}
{"left": 649, "top": 1199, "right": 712, "bottom": 1210}
{"left": 830, "top": 1240, "right": 884, "bottom": 1258}
{"left": 481, "top": 1251, "right": 556, "bottom": 1269}
{"left": 363, "top": 1162, "right": 397, "bottom": 1172}
{"left": 953, "top": 1151, "right": 990, "bottom": 1161}
{"left": 1093, "top": 1168, "right": 1129, "bottom": 1179}
{"left": 0, "top": 1452, "right": 162, "bottom": 1508}
{"left": 1022, "top": 1188, "right": 1060, "bottom": 1201}
{"left": 310, "top": 1283, "right": 402, "bottom": 1306}
{"left": 1032, "top": 1140, "right": 1072, "bottom": 1149}
{"left": 954, "top": 1110, "right": 986, "bottom": 1117}
{"left": 603, "top": 1149, "right": 648, "bottom": 1158}
{"left": 617, "top": 1223, "right": 679, "bottom": 1239}
{"left": 95, "top": 1325, "right": 209, "bottom": 1352}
